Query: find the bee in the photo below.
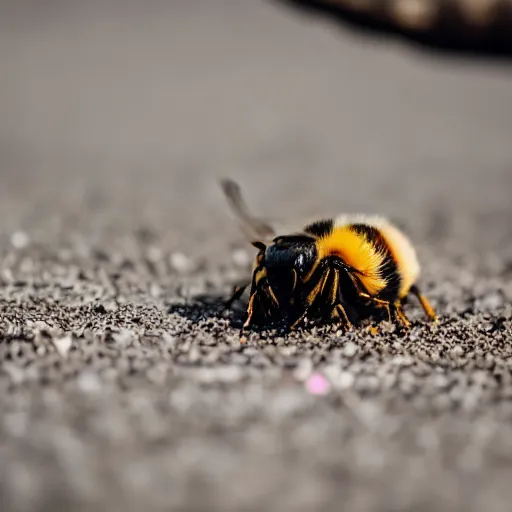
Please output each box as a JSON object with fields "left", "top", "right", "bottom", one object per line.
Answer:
{"left": 221, "top": 178, "right": 437, "bottom": 333}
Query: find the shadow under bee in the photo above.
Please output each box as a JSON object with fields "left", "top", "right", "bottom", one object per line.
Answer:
{"left": 167, "top": 291, "right": 248, "bottom": 329}
{"left": 167, "top": 288, "right": 425, "bottom": 338}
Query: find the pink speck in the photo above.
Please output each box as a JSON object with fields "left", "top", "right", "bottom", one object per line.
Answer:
{"left": 305, "top": 372, "right": 331, "bottom": 395}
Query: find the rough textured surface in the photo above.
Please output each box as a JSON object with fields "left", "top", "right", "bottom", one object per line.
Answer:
{"left": 2, "top": 1, "right": 512, "bottom": 511}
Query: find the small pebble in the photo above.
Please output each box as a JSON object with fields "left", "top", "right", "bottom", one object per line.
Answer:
{"left": 77, "top": 371, "right": 102, "bottom": 394}
{"left": 112, "top": 329, "right": 135, "bottom": 348}
{"left": 170, "top": 252, "right": 191, "bottom": 273}
{"left": 231, "top": 248, "right": 251, "bottom": 268}
{"left": 338, "top": 371, "right": 355, "bottom": 390}
{"left": 343, "top": 342, "right": 358, "bottom": 358}
{"left": 52, "top": 334, "right": 73, "bottom": 358}
{"left": 188, "top": 346, "right": 201, "bottom": 364}
{"left": 161, "top": 332, "right": 176, "bottom": 348}
{"left": 293, "top": 359, "right": 313, "bottom": 381}
{"left": 11, "top": 231, "right": 30, "bottom": 249}
{"left": 149, "top": 283, "right": 161, "bottom": 298}
{"left": 450, "top": 345, "right": 465, "bottom": 358}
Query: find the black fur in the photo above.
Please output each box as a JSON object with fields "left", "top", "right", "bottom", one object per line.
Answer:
{"left": 349, "top": 223, "right": 402, "bottom": 301}
{"left": 304, "top": 219, "right": 334, "bottom": 238}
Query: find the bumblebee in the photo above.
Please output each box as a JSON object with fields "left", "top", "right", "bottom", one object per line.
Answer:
{"left": 221, "top": 179, "right": 437, "bottom": 332}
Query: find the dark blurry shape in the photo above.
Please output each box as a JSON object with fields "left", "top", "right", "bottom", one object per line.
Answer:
{"left": 276, "top": 0, "right": 512, "bottom": 59}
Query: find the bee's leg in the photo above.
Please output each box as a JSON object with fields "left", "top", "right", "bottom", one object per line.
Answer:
{"left": 290, "top": 269, "right": 298, "bottom": 294}
{"left": 225, "top": 283, "right": 249, "bottom": 308}
{"left": 329, "top": 268, "right": 353, "bottom": 329}
{"left": 242, "top": 291, "right": 258, "bottom": 329}
{"left": 305, "top": 268, "right": 330, "bottom": 307}
{"left": 339, "top": 267, "right": 406, "bottom": 331}
{"left": 391, "top": 301, "right": 411, "bottom": 330}
{"left": 355, "top": 289, "right": 412, "bottom": 333}
{"left": 241, "top": 268, "right": 263, "bottom": 330}
{"left": 340, "top": 269, "right": 391, "bottom": 323}
{"left": 290, "top": 310, "right": 307, "bottom": 331}
{"left": 242, "top": 277, "right": 281, "bottom": 330}
{"left": 356, "top": 291, "right": 392, "bottom": 323}
{"left": 261, "top": 281, "right": 280, "bottom": 311}
{"left": 290, "top": 268, "right": 331, "bottom": 330}
{"left": 330, "top": 303, "right": 352, "bottom": 328}
{"left": 409, "top": 285, "right": 437, "bottom": 322}
{"left": 243, "top": 288, "right": 271, "bottom": 330}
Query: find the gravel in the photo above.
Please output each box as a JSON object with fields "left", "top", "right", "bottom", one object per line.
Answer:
{"left": 2, "top": 1, "right": 512, "bottom": 511}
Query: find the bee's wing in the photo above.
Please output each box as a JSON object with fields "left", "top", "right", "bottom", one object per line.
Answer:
{"left": 220, "top": 178, "right": 277, "bottom": 243}
{"left": 221, "top": 178, "right": 348, "bottom": 242}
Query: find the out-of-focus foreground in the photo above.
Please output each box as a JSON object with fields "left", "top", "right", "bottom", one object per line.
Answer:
{"left": 1, "top": 1, "right": 512, "bottom": 511}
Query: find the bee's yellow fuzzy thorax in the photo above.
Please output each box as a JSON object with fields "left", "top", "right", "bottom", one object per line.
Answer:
{"left": 316, "top": 226, "right": 387, "bottom": 296}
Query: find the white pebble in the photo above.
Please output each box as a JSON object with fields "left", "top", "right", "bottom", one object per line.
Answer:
{"left": 52, "top": 334, "right": 73, "bottom": 358}
{"left": 293, "top": 359, "right": 313, "bottom": 381}
{"left": 323, "top": 364, "right": 341, "bottom": 384}
{"left": 32, "top": 320, "right": 50, "bottom": 332}
{"left": 11, "top": 231, "right": 30, "bottom": 249}
{"left": 231, "top": 248, "right": 251, "bottom": 268}
{"left": 161, "top": 332, "right": 176, "bottom": 347}
{"left": 343, "top": 342, "right": 358, "bottom": 358}
{"left": 392, "top": 355, "right": 414, "bottom": 367}
{"left": 338, "top": 371, "right": 355, "bottom": 390}
{"left": 77, "top": 371, "right": 102, "bottom": 394}
{"left": 170, "top": 252, "right": 191, "bottom": 273}
{"left": 450, "top": 345, "right": 464, "bottom": 358}
{"left": 149, "top": 283, "right": 161, "bottom": 298}
{"left": 113, "top": 328, "right": 134, "bottom": 347}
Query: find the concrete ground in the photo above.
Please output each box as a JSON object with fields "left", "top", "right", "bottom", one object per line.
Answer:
{"left": 1, "top": 1, "right": 512, "bottom": 511}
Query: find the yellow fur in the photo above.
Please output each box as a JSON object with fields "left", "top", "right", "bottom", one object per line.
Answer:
{"left": 375, "top": 223, "right": 420, "bottom": 298}
{"left": 335, "top": 215, "right": 421, "bottom": 298}
{"left": 316, "top": 226, "right": 387, "bottom": 296}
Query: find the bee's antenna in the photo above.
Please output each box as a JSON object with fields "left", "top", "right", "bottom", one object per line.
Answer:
{"left": 251, "top": 241, "right": 267, "bottom": 251}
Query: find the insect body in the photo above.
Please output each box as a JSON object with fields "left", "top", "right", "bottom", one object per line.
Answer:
{"left": 221, "top": 179, "right": 437, "bottom": 332}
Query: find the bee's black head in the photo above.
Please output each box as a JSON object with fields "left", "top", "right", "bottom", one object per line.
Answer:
{"left": 249, "top": 235, "right": 318, "bottom": 316}
{"left": 263, "top": 235, "right": 317, "bottom": 278}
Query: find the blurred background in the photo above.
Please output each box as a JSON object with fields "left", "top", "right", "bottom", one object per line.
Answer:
{"left": 2, "top": 1, "right": 512, "bottom": 511}
{"left": 2, "top": 0, "right": 512, "bottom": 258}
